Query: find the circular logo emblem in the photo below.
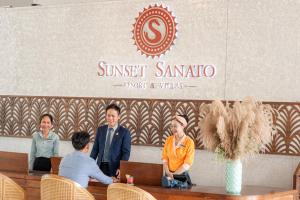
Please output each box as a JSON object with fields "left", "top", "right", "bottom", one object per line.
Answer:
{"left": 133, "top": 5, "right": 177, "bottom": 58}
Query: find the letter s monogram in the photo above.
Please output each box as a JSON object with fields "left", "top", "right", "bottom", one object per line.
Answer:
{"left": 144, "top": 18, "right": 162, "bottom": 44}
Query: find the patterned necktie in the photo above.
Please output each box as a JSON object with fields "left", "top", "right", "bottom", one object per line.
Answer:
{"left": 103, "top": 128, "right": 114, "bottom": 162}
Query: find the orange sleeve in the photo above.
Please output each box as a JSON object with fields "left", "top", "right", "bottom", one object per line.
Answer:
{"left": 184, "top": 139, "right": 195, "bottom": 166}
{"left": 162, "top": 137, "right": 170, "bottom": 162}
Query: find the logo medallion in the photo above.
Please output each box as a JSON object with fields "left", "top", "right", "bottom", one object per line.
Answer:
{"left": 133, "top": 5, "right": 177, "bottom": 58}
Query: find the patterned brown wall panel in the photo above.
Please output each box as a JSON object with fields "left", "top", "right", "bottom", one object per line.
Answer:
{"left": 267, "top": 103, "right": 300, "bottom": 155}
{"left": 0, "top": 95, "right": 299, "bottom": 156}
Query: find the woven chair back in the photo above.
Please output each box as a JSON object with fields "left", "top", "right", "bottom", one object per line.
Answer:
{"left": 41, "top": 174, "right": 95, "bottom": 200}
{"left": 107, "top": 183, "right": 157, "bottom": 200}
{"left": 0, "top": 173, "right": 25, "bottom": 200}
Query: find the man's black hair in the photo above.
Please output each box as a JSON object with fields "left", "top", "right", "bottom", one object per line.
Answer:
{"left": 105, "top": 103, "right": 121, "bottom": 115}
{"left": 71, "top": 131, "right": 90, "bottom": 150}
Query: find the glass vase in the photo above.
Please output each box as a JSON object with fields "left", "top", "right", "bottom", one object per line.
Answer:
{"left": 225, "top": 159, "right": 242, "bottom": 194}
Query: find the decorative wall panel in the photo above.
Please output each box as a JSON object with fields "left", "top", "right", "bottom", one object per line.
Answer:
{"left": 0, "top": 95, "right": 299, "bottom": 156}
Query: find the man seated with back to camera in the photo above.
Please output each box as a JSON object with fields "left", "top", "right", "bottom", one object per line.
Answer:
{"left": 59, "top": 131, "right": 118, "bottom": 188}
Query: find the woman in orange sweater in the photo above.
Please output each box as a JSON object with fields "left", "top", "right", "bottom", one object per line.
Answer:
{"left": 162, "top": 114, "right": 195, "bottom": 186}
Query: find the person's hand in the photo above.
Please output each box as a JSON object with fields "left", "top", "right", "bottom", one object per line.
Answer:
{"left": 89, "top": 178, "right": 98, "bottom": 182}
{"left": 166, "top": 171, "right": 174, "bottom": 179}
{"left": 115, "top": 169, "right": 120, "bottom": 179}
{"left": 112, "top": 176, "right": 119, "bottom": 183}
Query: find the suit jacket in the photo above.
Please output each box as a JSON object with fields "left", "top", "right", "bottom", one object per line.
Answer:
{"left": 90, "top": 124, "right": 131, "bottom": 176}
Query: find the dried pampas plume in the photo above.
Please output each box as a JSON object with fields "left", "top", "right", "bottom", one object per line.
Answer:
{"left": 198, "top": 97, "right": 276, "bottom": 160}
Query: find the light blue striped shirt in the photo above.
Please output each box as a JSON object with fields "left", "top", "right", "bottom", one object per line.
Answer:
{"left": 29, "top": 131, "right": 59, "bottom": 169}
{"left": 59, "top": 151, "right": 113, "bottom": 188}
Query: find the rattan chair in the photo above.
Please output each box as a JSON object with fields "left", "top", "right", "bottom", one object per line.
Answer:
{"left": 107, "top": 183, "right": 157, "bottom": 200}
{"left": 0, "top": 173, "right": 25, "bottom": 200}
{"left": 40, "top": 174, "right": 95, "bottom": 200}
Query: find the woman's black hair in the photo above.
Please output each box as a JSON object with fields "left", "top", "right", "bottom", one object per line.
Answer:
{"left": 71, "top": 131, "right": 90, "bottom": 150}
{"left": 40, "top": 114, "right": 53, "bottom": 124}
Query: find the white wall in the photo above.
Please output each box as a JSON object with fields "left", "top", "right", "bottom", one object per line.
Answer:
{"left": 0, "top": 0, "right": 33, "bottom": 7}
{"left": 33, "top": 0, "right": 107, "bottom": 6}
{"left": 0, "top": 0, "right": 299, "bottom": 101}
{"left": 0, "top": 0, "right": 299, "bottom": 189}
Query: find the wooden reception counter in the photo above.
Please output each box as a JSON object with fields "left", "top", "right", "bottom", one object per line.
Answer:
{"left": 0, "top": 152, "right": 297, "bottom": 200}
{"left": 0, "top": 171, "right": 296, "bottom": 200}
{"left": 89, "top": 182, "right": 297, "bottom": 200}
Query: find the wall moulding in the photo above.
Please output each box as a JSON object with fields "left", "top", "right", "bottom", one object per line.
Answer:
{"left": 0, "top": 95, "right": 298, "bottom": 156}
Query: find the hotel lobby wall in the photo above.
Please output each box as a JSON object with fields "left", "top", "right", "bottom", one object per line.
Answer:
{"left": 0, "top": 0, "right": 33, "bottom": 7}
{"left": 0, "top": 0, "right": 299, "bottom": 100}
{"left": 0, "top": 136, "right": 298, "bottom": 188}
{"left": 0, "top": 0, "right": 299, "bottom": 189}
{"left": 33, "top": 0, "right": 108, "bottom": 6}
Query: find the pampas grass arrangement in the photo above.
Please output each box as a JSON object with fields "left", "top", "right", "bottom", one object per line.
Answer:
{"left": 198, "top": 97, "right": 276, "bottom": 160}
